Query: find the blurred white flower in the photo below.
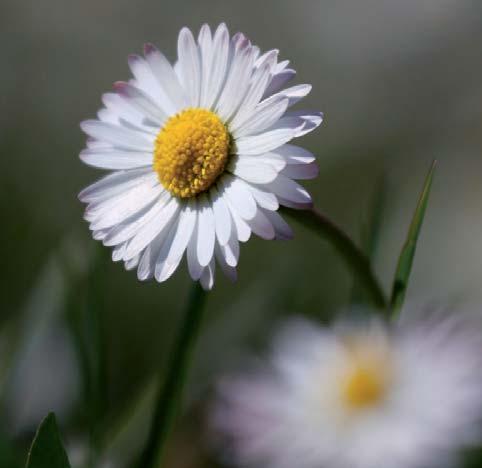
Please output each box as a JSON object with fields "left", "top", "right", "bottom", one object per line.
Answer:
{"left": 68, "top": 439, "right": 115, "bottom": 468}
{"left": 3, "top": 253, "right": 81, "bottom": 435}
{"left": 79, "top": 23, "right": 322, "bottom": 290}
{"left": 211, "top": 312, "right": 482, "bottom": 468}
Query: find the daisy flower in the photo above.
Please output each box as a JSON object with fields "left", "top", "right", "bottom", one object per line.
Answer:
{"left": 211, "top": 312, "right": 482, "bottom": 468}
{"left": 79, "top": 23, "right": 322, "bottom": 290}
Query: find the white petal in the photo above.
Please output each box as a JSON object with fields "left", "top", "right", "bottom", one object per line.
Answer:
{"left": 281, "top": 160, "right": 319, "bottom": 180}
{"left": 274, "top": 60, "right": 290, "bottom": 72}
{"left": 152, "top": 215, "right": 181, "bottom": 281}
{"left": 274, "top": 110, "right": 323, "bottom": 137}
{"left": 219, "top": 226, "right": 240, "bottom": 267}
{"left": 103, "top": 192, "right": 170, "bottom": 246}
{"left": 198, "top": 24, "right": 214, "bottom": 107}
{"left": 93, "top": 229, "right": 109, "bottom": 240}
{"left": 125, "top": 253, "right": 141, "bottom": 270}
{"left": 85, "top": 172, "right": 158, "bottom": 221}
{"left": 187, "top": 212, "right": 203, "bottom": 281}
{"left": 278, "top": 196, "right": 313, "bottom": 210}
{"left": 225, "top": 198, "right": 251, "bottom": 243}
{"left": 101, "top": 93, "right": 150, "bottom": 131}
{"left": 124, "top": 196, "right": 180, "bottom": 260}
{"left": 90, "top": 181, "right": 163, "bottom": 230}
{"left": 262, "top": 209, "right": 294, "bottom": 240}
{"left": 292, "top": 110, "right": 323, "bottom": 130}
{"left": 237, "top": 154, "right": 287, "bottom": 172}
{"left": 273, "top": 144, "right": 316, "bottom": 164}
{"left": 204, "top": 23, "right": 230, "bottom": 109}
{"left": 244, "top": 183, "right": 279, "bottom": 211}
{"left": 136, "top": 216, "right": 175, "bottom": 281}
{"left": 127, "top": 54, "right": 169, "bottom": 113}
{"left": 263, "top": 68, "right": 296, "bottom": 98}
{"left": 157, "top": 253, "right": 183, "bottom": 283}
{"left": 155, "top": 199, "right": 197, "bottom": 282}
{"left": 196, "top": 194, "right": 216, "bottom": 267}
{"left": 232, "top": 96, "right": 289, "bottom": 139}
{"left": 144, "top": 43, "right": 188, "bottom": 112}
{"left": 116, "top": 112, "right": 157, "bottom": 135}
{"left": 199, "top": 259, "right": 215, "bottom": 290}
{"left": 97, "top": 108, "right": 118, "bottom": 125}
{"left": 177, "top": 27, "right": 201, "bottom": 107}
{"left": 235, "top": 127, "right": 298, "bottom": 156}
{"left": 219, "top": 175, "right": 257, "bottom": 220}
{"left": 114, "top": 82, "right": 167, "bottom": 125}
{"left": 86, "top": 138, "right": 112, "bottom": 150}
{"left": 250, "top": 45, "right": 260, "bottom": 62}
{"left": 210, "top": 186, "right": 232, "bottom": 246}
{"left": 174, "top": 60, "right": 181, "bottom": 77}
{"left": 137, "top": 244, "right": 155, "bottom": 281}
{"left": 112, "top": 242, "right": 127, "bottom": 262}
{"left": 272, "top": 83, "right": 312, "bottom": 107}
{"left": 229, "top": 62, "right": 272, "bottom": 132}
{"left": 261, "top": 175, "right": 312, "bottom": 209}
{"left": 80, "top": 148, "right": 152, "bottom": 170}
{"left": 246, "top": 209, "right": 275, "bottom": 240}
{"left": 228, "top": 156, "right": 278, "bottom": 184}
{"left": 79, "top": 168, "right": 153, "bottom": 203}
{"left": 80, "top": 120, "right": 153, "bottom": 152}
{"left": 254, "top": 49, "right": 278, "bottom": 70}
{"left": 215, "top": 242, "right": 237, "bottom": 282}
{"left": 216, "top": 36, "right": 255, "bottom": 121}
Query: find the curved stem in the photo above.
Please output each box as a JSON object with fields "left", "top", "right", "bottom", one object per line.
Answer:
{"left": 280, "top": 206, "right": 387, "bottom": 310}
{"left": 137, "top": 283, "right": 207, "bottom": 468}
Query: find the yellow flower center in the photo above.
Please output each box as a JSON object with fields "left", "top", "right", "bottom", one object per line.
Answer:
{"left": 339, "top": 343, "right": 391, "bottom": 411}
{"left": 342, "top": 365, "right": 386, "bottom": 409}
{"left": 153, "top": 108, "right": 231, "bottom": 198}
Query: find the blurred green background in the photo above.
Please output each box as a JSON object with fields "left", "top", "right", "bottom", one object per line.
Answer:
{"left": 2, "top": 0, "right": 482, "bottom": 466}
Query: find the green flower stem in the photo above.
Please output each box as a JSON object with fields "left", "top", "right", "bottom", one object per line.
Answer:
{"left": 138, "top": 283, "right": 207, "bottom": 468}
{"left": 281, "top": 206, "right": 387, "bottom": 310}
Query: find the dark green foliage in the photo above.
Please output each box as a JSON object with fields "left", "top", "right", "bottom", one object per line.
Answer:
{"left": 390, "top": 161, "right": 436, "bottom": 316}
{"left": 25, "top": 414, "right": 71, "bottom": 468}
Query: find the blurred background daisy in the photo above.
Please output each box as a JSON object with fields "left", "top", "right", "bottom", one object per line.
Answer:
{"left": 2, "top": 0, "right": 482, "bottom": 467}
{"left": 211, "top": 312, "right": 482, "bottom": 468}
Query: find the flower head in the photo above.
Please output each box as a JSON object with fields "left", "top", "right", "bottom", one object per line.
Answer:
{"left": 79, "top": 24, "right": 322, "bottom": 289}
{"left": 211, "top": 311, "right": 482, "bottom": 468}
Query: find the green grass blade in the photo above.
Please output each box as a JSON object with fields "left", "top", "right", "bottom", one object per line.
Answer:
{"left": 25, "top": 413, "right": 71, "bottom": 468}
{"left": 390, "top": 160, "right": 437, "bottom": 316}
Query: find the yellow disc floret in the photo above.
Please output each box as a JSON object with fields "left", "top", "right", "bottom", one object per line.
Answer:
{"left": 342, "top": 364, "right": 386, "bottom": 409}
{"left": 339, "top": 340, "right": 392, "bottom": 411}
{"left": 153, "top": 108, "right": 231, "bottom": 198}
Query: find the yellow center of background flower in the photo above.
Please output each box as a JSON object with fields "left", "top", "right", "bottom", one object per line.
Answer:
{"left": 342, "top": 365, "right": 386, "bottom": 409}
{"left": 154, "top": 108, "right": 231, "bottom": 198}
{"left": 339, "top": 342, "right": 391, "bottom": 411}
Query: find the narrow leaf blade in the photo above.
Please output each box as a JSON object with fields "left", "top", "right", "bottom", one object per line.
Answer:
{"left": 26, "top": 413, "right": 71, "bottom": 468}
{"left": 390, "top": 160, "right": 436, "bottom": 315}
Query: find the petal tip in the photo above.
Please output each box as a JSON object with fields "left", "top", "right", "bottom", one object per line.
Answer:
{"left": 143, "top": 42, "right": 158, "bottom": 56}
{"left": 79, "top": 119, "right": 94, "bottom": 132}
{"left": 127, "top": 54, "right": 140, "bottom": 64}
{"left": 113, "top": 81, "right": 127, "bottom": 92}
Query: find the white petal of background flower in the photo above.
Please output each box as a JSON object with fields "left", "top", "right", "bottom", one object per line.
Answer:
{"left": 211, "top": 312, "right": 482, "bottom": 468}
